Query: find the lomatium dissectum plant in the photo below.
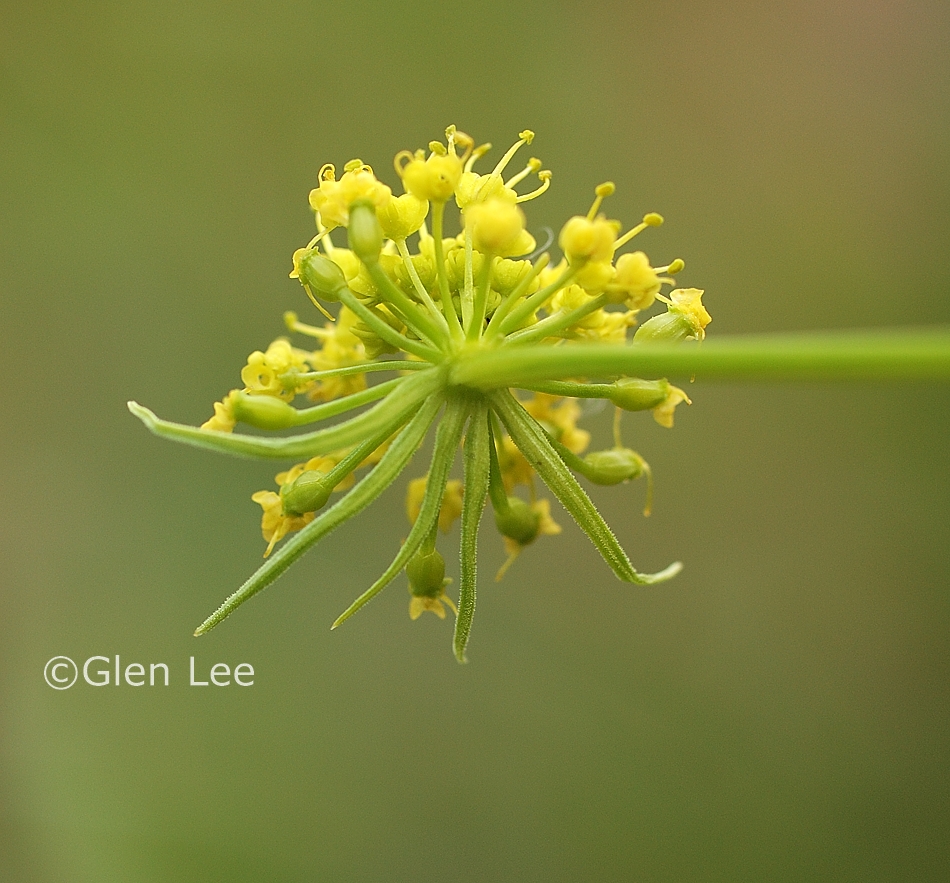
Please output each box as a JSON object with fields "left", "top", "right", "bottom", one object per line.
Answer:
{"left": 130, "top": 125, "right": 950, "bottom": 662}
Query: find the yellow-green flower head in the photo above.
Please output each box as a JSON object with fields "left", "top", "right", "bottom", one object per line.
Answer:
{"left": 309, "top": 161, "right": 392, "bottom": 230}
{"left": 464, "top": 198, "right": 530, "bottom": 257}
{"left": 133, "top": 124, "right": 702, "bottom": 660}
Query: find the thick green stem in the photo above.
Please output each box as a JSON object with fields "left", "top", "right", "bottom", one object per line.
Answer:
{"left": 452, "top": 328, "right": 950, "bottom": 388}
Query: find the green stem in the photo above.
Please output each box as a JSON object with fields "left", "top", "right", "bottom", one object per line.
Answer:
{"left": 283, "top": 360, "right": 429, "bottom": 383}
{"left": 505, "top": 293, "right": 608, "bottom": 346}
{"left": 496, "top": 261, "right": 578, "bottom": 336}
{"left": 483, "top": 252, "right": 550, "bottom": 342}
{"left": 338, "top": 288, "right": 442, "bottom": 363}
{"left": 431, "top": 201, "right": 465, "bottom": 342}
{"left": 395, "top": 238, "right": 450, "bottom": 335}
{"left": 452, "top": 328, "right": 950, "bottom": 388}
{"left": 192, "top": 393, "right": 444, "bottom": 636}
{"left": 363, "top": 259, "right": 446, "bottom": 348}
{"left": 291, "top": 377, "right": 405, "bottom": 425}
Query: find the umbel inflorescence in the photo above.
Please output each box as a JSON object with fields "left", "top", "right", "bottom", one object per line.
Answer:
{"left": 129, "top": 125, "right": 711, "bottom": 661}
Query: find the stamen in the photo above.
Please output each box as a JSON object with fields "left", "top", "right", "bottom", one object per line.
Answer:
{"left": 654, "top": 258, "right": 685, "bottom": 274}
{"left": 491, "top": 129, "right": 535, "bottom": 176}
{"left": 318, "top": 163, "right": 336, "bottom": 182}
{"left": 613, "top": 212, "right": 664, "bottom": 251}
{"left": 515, "top": 170, "right": 552, "bottom": 204}
{"left": 505, "top": 158, "right": 542, "bottom": 189}
{"left": 464, "top": 142, "right": 492, "bottom": 173}
{"left": 393, "top": 150, "right": 415, "bottom": 178}
{"left": 586, "top": 182, "right": 615, "bottom": 220}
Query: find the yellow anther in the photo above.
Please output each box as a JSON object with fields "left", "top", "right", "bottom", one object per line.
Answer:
{"left": 318, "top": 163, "right": 336, "bottom": 182}
{"left": 428, "top": 140, "right": 447, "bottom": 156}
{"left": 613, "top": 212, "right": 664, "bottom": 251}
{"left": 505, "top": 157, "right": 543, "bottom": 189}
{"left": 464, "top": 142, "right": 492, "bottom": 173}
{"left": 515, "top": 169, "right": 552, "bottom": 204}
{"left": 586, "top": 182, "right": 615, "bottom": 220}
{"left": 664, "top": 258, "right": 685, "bottom": 274}
{"left": 492, "top": 130, "right": 535, "bottom": 176}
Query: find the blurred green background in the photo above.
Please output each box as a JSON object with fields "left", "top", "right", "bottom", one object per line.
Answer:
{"left": 2, "top": 1, "right": 949, "bottom": 880}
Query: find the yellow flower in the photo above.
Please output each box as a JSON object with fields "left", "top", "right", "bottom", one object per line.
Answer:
{"left": 251, "top": 490, "right": 314, "bottom": 557}
{"left": 607, "top": 251, "right": 662, "bottom": 311}
{"left": 464, "top": 198, "right": 531, "bottom": 257}
{"left": 652, "top": 385, "right": 692, "bottom": 429}
{"left": 497, "top": 498, "right": 561, "bottom": 580}
{"left": 309, "top": 161, "right": 392, "bottom": 230}
{"left": 200, "top": 389, "right": 241, "bottom": 432}
{"left": 406, "top": 477, "right": 464, "bottom": 533}
{"left": 240, "top": 338, "right": 311, "bottom": 401}
{"left": 523, "top": 394, "right": 591, "bottom": 455}
{"left": 409, "top": 592, "right": 458, "bottom": 620}
{"left": 668, "top": 288, "right": 712, "bottom": 339}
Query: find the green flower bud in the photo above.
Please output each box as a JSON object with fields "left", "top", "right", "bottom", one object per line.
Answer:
{"left": 582, "top": 448, "right": 645, "bottom": 485}
{"left": 281, "top": 469, "right": 333, "bottom": 516}
{"left": 347, "top": 200, "right": 384, "bottom": 264}
{"left": 494, "top": 496, "right": 541, "bottom": 545}
{"left": 607, "top": 377, "right": 672, "bottom": 411}
{"left": 295, "top": 249, "right": 347, "bottom": 302}
{"left": 407, "top": 547, "right": 447, "bottom": 598}
{"left": 231, "top": 392, "right": 299, "bottom": 430}
{"left": 633, "top": 311, "right": 697, "bottom": 344}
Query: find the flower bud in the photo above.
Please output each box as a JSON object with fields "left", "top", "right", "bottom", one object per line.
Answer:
{"left": 407, "top": 547, "right": 447, "bottom": 598}
{"left": 231, "top": 391, "right": 299, "bottom": 430}
{"left": 293, "top": 249, "right": 347, "bottom": 302}
{"left": 582, "top": 448, "right": 645, "bottom": 485}
{"left": 494, "top": 496, "right": 541, "bottom": 546}
{"left": 465, "top": 198, "right": 527, "bottom": 256}
{"left": 280, "top": 469, "right": 334, "bottom": 516}
{"left": 376, "top": 193, "right": 428, "bottom": 240}
{"left": 607, "top": 377, "right": 672, "bottom": 411}
{"left": 347, "top": 200, "right": 384, "bottom": 264}
{"left": 558, "top": 215, "right": 619, "bottom": 263}
{"left": 399, "top": 151, "right": 463, "bottom": 202}
{"left": 635, "top": 289, "right": 710, "bottom": 343}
